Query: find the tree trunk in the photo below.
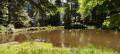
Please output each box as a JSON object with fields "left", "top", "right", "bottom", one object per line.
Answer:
{"left": 8, "top": 0, "right": 12, "bottom": 24}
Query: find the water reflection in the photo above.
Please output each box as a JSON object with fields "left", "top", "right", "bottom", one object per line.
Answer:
{"left": 0, "top": 29, "right": 120, "bottom": 51}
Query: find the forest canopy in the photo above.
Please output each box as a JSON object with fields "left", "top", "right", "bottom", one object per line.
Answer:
{"left": 0, "top": 0, "right": 120, "bottom": 29}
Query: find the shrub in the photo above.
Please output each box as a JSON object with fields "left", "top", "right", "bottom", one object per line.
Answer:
{"left": 0, "top": 25, "right": 7, "bottom": 33}
{"left": 24, "top": 21, "right": 30, "bottom": 28}
{"left": 64, "top": 25, "right": 87, "bottom": 29}
{"left": 7, "top": 24, "right": 15, "bottom": 33}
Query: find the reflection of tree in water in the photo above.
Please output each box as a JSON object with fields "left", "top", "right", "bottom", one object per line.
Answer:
{"left": 78, "top": 30, "right": 91, "bottom": 46}
{"left": 79, "top": 32, "right": 84, "bottom": 43}
{"left": 87, "top": 32, "right": 91, "bottom": 45}
{"left": 24, "top": 32, "right": 32, "bottom": 41}
{"left": 114, "top": 30, "right": 118, "bottom": 35}
{"left": 14, "top": 32, "right": 32, "bottom": 42}
{"left": 71, "top": 30, "right": 75, "bottom": 37}
{"left": 71, "top": 29, "right": 81, "bottom": 37}
{"left": 60, "top": 30, "right": 65, "bottom": 48}
{"left": 15, "top": 33, "right": 27, "bottom": 42}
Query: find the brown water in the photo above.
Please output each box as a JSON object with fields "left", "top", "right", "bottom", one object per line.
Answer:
{"left": 0, "top": 29, "right": 120, "bottom": 51}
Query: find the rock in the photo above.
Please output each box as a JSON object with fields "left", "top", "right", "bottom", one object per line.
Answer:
{"left": 34, "top": 39, "right": 45, "bottom": 42}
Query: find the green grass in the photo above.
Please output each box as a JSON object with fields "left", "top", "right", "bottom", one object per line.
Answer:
{"left": 27, "top": 26, "right": 64, "bottom": 30}
{"left": 17, "top": 26, "right": 64, "bottom": 31}
{"left": 0, "top": 41, "right": 119, "bottom": 54}
{"left": 86, "top": 26, "right": 96, "bottom": 29}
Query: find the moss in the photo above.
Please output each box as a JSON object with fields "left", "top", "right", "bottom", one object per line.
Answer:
{"left": 0, "top": 41, "right": 119, "bottom": 54}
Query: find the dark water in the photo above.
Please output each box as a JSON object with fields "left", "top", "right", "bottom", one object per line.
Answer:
{"left": 0, "top": 29, "right": 120, "bottom": 51}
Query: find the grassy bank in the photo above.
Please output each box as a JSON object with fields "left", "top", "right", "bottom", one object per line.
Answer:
{"left": 64, "top": 25, "right": 97, "bottom": 29}
{"left": 0, "top": 41, "right": 119, "bottom": 54}
{"left": 0, "top": 26, "right": 64, "bottom": 36}
{"left": 25, "top": 26, "right": 64, "bottom": 31}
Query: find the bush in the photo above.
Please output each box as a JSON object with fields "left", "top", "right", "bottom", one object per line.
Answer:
{"left": 0, "top": 25, "right": 7, "bottom": 33}
{"left": 7, "top": 24, "right": 15, "bottom": 33}
{"left": 24, "top": 21, "right": 30, "bottom": 28}
{"left": 64, "top": 25, "right": 87, "bottom": 29}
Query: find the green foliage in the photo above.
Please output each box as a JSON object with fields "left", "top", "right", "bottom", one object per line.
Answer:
{"left": 19, "top": 11, "right": 30, "bottom": 27}
{"left": 103, "top": 13, "right": 120, "bottom": 29}
{"left": 50, "top": 7, "right": 66, "bottom": 16}
{"left": 0, "top": 0, "right": 61, "bottom": 26}
{"left": 96, "top": 0, "right": 120, "bottom": 15}
{"left": 102, "top": 13, "right": 120, "bottom": 29}
{"left": 7, "top": 24, "right": 15, "bottom": 33}
{"left": 77, "top": 0, "right": 120, "bottom": 17}
{"left": 77, "top": 0, "right": 104, "bottom": 17}
{"left": 0, "top": 41, "right": 119, "bottom": 54}
{"left": 29, "top": 0, "right": 58, "bottom": 16}
{"left": 0, "top": 25, "right": 7, "bottom": 34}
{"left": 109, "top": 14, "right": 120, "bottom": 28}
{"left": 78, "top": 0, "right": 120, "bottom": 28}
{"left": 103, "top": 20, "right": 110, "bottom": 27}
{"left": 0, "top": 24, "right": 15, "bottom": 34}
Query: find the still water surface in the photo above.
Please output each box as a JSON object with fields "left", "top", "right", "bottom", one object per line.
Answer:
{"left": 0, "top": 29, "right": 120, "bottom": 51}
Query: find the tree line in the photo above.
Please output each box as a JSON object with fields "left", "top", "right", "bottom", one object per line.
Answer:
{"left": 0, "top": 0, "right": 120, "bottom": 29}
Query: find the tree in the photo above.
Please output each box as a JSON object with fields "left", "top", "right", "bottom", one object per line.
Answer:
{"left": 78, "top": 0, "right": 120, "bottom": 28}
{"left": 0, "top": 0, "right": 58, "bottom": 25}
{"left": 63, "top": 0, "right": 80, "bottom": 25}
{"left": 6, "top": 0, "right": 28, "bottom": 24}
{"left": 49, "top": 12, "right": 61, "bottom": 26}
{"left": 28, "top": 0, "right": 66, "bottom": 27}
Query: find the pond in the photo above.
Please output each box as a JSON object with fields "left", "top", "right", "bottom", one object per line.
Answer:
{"left": 0, "top": 29, "right": 120, "bottom": 51}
